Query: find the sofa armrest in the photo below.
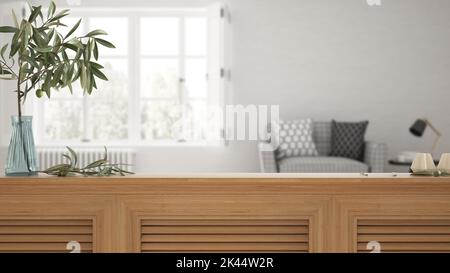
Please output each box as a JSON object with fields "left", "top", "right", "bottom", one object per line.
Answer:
{"left": 258, "top": 143, "right": 278, "bottom": 173}
{"left": 364, "top": 141, "right": 388, "bottom": 173}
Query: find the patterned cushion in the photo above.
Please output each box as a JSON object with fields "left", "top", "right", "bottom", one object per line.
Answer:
{"left": 275, "top": 119, "right": 318, "bottom": 159}
{"left": 330, "top": 120, "right": 369, "bottom": 161}
{"left": 278, "top": 156, "right": 369, "bottom": 173}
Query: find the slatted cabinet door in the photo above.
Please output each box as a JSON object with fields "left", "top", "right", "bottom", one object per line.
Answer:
{"left": 357, "top": 219, "right": 450, "bottom": 253}
{"left": 0, "top": 219, "right": 94, "bottom": 253}
{"left": 140, "top": 219, "right": 310, "bottom": 253}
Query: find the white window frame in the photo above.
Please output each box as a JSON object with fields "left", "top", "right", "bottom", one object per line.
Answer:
{"left": 33, "top": 7, "right": 227, "bottom": 147}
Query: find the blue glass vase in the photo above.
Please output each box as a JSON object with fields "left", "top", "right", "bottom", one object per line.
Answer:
{"left": 5, "top": 116, "right": 39, "bottom": 176}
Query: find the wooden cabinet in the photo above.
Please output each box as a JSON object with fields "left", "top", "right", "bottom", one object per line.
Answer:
{"left": 1, "top": 175, "right": 450, "bottom": 253}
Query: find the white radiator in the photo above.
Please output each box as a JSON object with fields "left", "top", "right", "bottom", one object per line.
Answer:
{"left": 37, "top": 147, "right": 135, "bottom": 172}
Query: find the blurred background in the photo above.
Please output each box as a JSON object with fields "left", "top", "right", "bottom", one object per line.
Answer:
{"left": 1, "top": 0, "right": 449, "bottom": 173}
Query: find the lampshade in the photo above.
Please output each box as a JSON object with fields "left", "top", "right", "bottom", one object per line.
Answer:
{"left": 410, "top": 119, "right": 427, "bottom": 137}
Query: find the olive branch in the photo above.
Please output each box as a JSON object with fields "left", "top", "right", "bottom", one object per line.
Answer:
{"left": 42, "top": 146, "right": 134, "bottom": 177}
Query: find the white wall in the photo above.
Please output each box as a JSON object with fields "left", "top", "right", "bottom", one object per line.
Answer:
{"left": 1, "top": 0, "right": 450, "bottom": 173}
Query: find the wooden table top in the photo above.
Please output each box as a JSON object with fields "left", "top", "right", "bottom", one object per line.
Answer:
{"left": 0, "top": 173, "right": 449, "bottom": 196}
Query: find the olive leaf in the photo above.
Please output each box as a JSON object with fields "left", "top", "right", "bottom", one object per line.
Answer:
{"left": 64, "top": 18, "right": 82, "bottom": 40}
{"left": 84, "top": 159, "right": 108, "bottom": 170}
{"left": 66, "top": 146, "right": 78, "bottom": 168}
{"left": 85, "top": 29, "right": 108, "bottom": 37}
{"left": 0, "top": 26, "right": 18, "bottom": 33}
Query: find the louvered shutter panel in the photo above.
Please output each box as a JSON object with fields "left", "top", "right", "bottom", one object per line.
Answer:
{"left": 140, "top": 219, "right": 309, "bottom": 253}
{"left": 358, "top": 219, "right": 450, "bottom": 253}
{"left": 0, "top": 219, "right": 93, "bottom": 253}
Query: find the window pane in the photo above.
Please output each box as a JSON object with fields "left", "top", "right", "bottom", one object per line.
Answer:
{"left": 141, "top": 17, "right": 179, "bottom": 55}
{"left": 141, "top": 59, "right": 179, "bottom": 98}
{"left": 183, "top": 100, "right": 207, "bottom": 141}
{"left": 49, "top": 86, "right": 83, "bottom": 98}
{"left": 141, "top": 100, "right": 182, "bottom": 140}
{"left": 89, "top": 101, "right": 128, "bottom": 141}
{"left": 90, "top": 58, "right": 128, "bottom": 97}
{"left": 89, "top": 59, "right": 129, "bottom": 141}
{"left": 90, "top": 17, "right": 128, "bottom": 56}
{"left": 185, "top": 58, "right": 207, "bottom": 98}
{"left": 44, "top": 100, "right": 83, "bottom": 141}
{"left": 185, "top": 17, "right": 207, "bottom": 56}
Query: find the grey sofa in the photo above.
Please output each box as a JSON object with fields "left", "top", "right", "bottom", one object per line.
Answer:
{"left": 258, "top": 121, "right": 387, "bottom": 173}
